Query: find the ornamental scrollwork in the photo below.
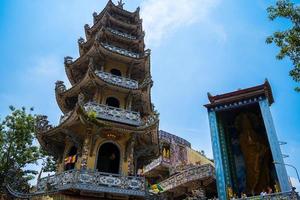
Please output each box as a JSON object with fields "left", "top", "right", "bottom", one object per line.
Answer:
{"left": 55, "top": 81, "right": 66, "bottom": 93}
{"left": 83, "top": 102, "right": 142, "bottom": 126}
{"left": 95, "top": 70, "right": 139, "bottom": 89}
{"left": 64, "top": 56, "right": 73, "bottom": 65}
{"left": 107, "top": 27, "right": 137, "bottom": 40}
{"left": 139, "top": 75, "right": 153, "bottom": 89}
{"left": 101, "top": 42, "right": 141, "bottom": 59}
{"left": 36, "top": 115, "right": 53, "bottom": 133}
{"left": 36, "top": 170, "right": 146, "bottom": 196}
{"left": 78, "top": 37, "right": 85, "bottom": 45}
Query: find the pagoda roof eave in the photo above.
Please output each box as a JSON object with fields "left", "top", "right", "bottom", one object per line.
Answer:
{"left": 36, "top": 108, "right": 80, "bottom": 157}
{"left": 93, "top": 1, "right": 139, "bottom": 24}
{"left": 89, "top": 10, "right": 142, "bottom": 39}
{"left": 108, "top": 0, "right": 140, "bottom": 18}
{"left": 204, "top": 79, "right": 274, "bottom": 109}
{"left": 37, "top": 108, "right": 78, "bottom": 138}
{"left": 101, "top": 27, "right": 144, "bottom": 47}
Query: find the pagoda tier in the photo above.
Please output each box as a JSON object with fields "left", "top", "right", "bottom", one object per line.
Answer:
{"left": 87, "top": 1, "right": 142, "bottom": 40}
{"left": 36, "top": 105, "right": 159, "bottom": 160}
{"left": 79, "top": 26, "right": 144, "bottom": 57}
{"left": 55, "top": 68, "right": 153, "bottom": 115}
{"left": 66, "top": 39, "right": 150, "bottom": 86}
{"left": 85, "top": 12, "right": 143, "bottom": 42}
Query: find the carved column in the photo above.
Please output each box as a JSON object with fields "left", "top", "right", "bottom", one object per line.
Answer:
{"left": 127, "top": 134, "right": 136, "bottom": 175}
{"left": 80, "top": 128, "right": 92, "bottom": 169}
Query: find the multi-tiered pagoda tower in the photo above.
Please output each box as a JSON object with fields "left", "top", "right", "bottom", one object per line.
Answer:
{"left": 19, "top": 1, "right": 159, "bottom": 199}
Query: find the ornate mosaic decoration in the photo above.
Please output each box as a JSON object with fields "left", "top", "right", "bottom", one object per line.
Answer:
{"left": 101, "top": 42, "right": 141, "bottom": 58}
{"left": 159, "top": 164, "right": 215, "bottom": 192}
{"left": 107, "top": 27, "right": 137, "bottom": 40}
{"left": 143, "top": 156, "right": 171, "bottom": 174}
{"left": 36, "top": 170, "right": 146, "bottom": 196}
{"left": 84, "top": 102, "right": 142, "bottom": 126}
{"left": 95, "top": 70, "right": 139, "bottom": 89}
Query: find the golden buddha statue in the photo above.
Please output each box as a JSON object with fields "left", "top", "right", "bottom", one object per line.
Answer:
{"left": 235, "top": 113, "right": 269, "bottom": 195}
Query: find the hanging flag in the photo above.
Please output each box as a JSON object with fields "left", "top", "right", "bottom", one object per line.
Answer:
{"left": 64, "top": 155, "right": 77, "bottom": 164}
{"left": 71, "top": 155, "right": 77, "bottom": 163}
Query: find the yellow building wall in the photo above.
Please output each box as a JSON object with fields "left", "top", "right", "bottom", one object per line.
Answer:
{"left": 100, "top": 90, "right": 127, "bottom": 109}
{"left": 58, "top": 141, "right": 83, "bottom": 173}
{"left": 187, "top": 147, "right": 214, "bottom": 166}
{"left": 86, "top": 135, "right": 130, "bottom": 176}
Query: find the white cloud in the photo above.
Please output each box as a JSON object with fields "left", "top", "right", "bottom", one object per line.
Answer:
{"left": 290, "top": 177, "right": 300, "bottom": 189}
{"left": 25, "top": 56, "right": 70, "bottom": 88}
{"left": 141, "top": 0, "right": 221, "bottom": 45}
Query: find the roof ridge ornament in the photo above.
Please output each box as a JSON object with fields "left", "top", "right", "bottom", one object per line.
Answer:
{"left": 117, "top": 0, "right": 125, "bottom": 9}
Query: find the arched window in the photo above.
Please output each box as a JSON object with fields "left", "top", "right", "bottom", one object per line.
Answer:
{"left": 162, "top": 144, "right": 171, "bottom": 159}
{"left": 97, "top": 142, "right": 120, "bottom": 174}
{"left": 110, "top": 69, "right": 122, "bottom": 76}
{"left": 106, "top": 97, "right": 120, "bottom": 108}
{"left": 64, "top": 146, "right": 77, "bottom": 171}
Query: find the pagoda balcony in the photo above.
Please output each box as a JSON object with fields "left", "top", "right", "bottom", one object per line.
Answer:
{"left": 84, "top": 102, "right": 142, "bottom": 126}
{"left": 159, "top": 164, "right": 215, "bottom": 192}
{"left": 36, "top": 170, "right": 146, "bottom": 197}
{"left": 95, "top": 70, "right": 139, "bottom": 89}
{"left": 143, "top": 156, "right": 171, "bottom": 175}
{"left": 101, "top": 43, "right": 146, "bottom": 59}
{"left": 107, "top": 27, "right": 137, "bottom": 40}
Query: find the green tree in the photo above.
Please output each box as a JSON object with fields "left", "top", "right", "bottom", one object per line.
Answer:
{"left": 266, "top": 0, "right": 300, "bottom": 91}
{"left": 0, "top": 106, "right": 56, "bottom": 194}
{"left": 0, "top": 106, "right": 39, "bottom": 193}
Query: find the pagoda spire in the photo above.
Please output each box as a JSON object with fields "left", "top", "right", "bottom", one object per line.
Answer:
{"left": 117, "top": 0, "right": 125, "bottom": 9}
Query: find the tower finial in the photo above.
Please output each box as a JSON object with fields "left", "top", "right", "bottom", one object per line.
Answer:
{"left": 117, "top": 0, "right": 125, "bottom": 9}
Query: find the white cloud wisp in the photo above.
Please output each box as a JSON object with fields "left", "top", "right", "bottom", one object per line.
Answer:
{"left": 141, "top": 0, "right": 221, "bottom": 45}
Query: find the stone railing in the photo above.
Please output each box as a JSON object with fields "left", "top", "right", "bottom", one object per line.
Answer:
{"left": 143, "top": 156, "right": 171, "bottom": 174}
{"left": 95, "top": 70, "right": 138, "bottom": 89}
{"left": 107, "top": 27, "right": 137, "bottom": 40}
{"left": 101, "top": 43, "right": 141, "bottom": 58}
{"left": 159, "top": 164, "right": 215, "bottom": 192}
{"left": 236, "top": 191, "right": 299, "bottom": 200}
{"left": 159, "top": 130, "right": 191, "bottom": 148}
{"left": 84, "top": 102, "right": 142, "bottom": 126}
{"left": 36, "top": 170, "right": 146, "bottom": 197}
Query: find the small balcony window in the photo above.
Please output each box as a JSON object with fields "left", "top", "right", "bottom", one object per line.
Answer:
{"left": 162, "top": 145, "right": 171, "bottom": 159}
{"left": 110, "top": 68, "right": 122, "bottom": 76}
{"left": 106, "top": 97, "right": 120, "bottom": 108}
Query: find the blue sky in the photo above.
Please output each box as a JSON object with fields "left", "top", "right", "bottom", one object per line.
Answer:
{"left": 0, "top": 0, "right": 299, "bottom": 187}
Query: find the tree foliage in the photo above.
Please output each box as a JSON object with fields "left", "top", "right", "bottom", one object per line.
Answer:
{"left": 266, "top": 0, "right": 300, "bottom": 91}
{"left": 0, "top": 106, "right": 56, "bottom": 194}
{"left": 0, "top": 106, "right": 38, "bottom": 193}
